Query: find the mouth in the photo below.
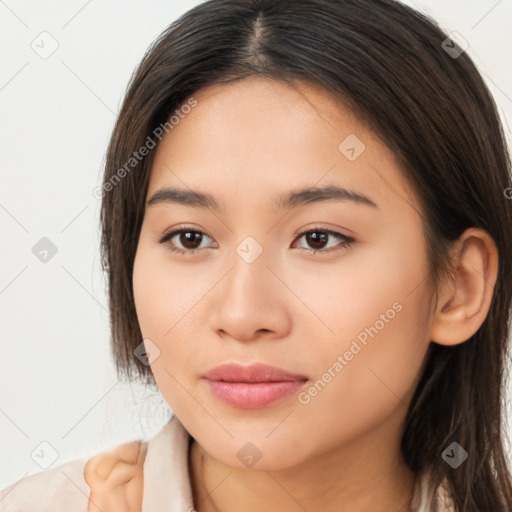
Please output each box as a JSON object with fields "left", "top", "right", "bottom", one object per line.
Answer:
{"left": 202, "top": 362, "right": 309, "bottom": 409}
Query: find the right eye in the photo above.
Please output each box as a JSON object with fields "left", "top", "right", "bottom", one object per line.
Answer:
{"left": 158, "top": 227, "right": 218, "bottom": 255}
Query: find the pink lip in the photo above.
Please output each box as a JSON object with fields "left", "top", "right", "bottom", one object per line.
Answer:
{"left": 203, "top": 363, "right": 308, "bottom": 409}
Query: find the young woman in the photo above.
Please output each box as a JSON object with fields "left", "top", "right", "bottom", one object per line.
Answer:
{"left": 2, "top": 0, "right": 511, "bottom": 511}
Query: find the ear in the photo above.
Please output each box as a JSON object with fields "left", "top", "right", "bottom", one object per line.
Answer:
{"left": 429, "top": 227, "right": 498, "bottom": 346}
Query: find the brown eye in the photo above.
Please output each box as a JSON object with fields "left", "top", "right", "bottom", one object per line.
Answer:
{"left": 304, "top": 231, "right": 329, "bottom": 250}
{"left": 177, "top": 231, "right": 203, "bottom": 249}
{"left": 158, "top": 228, "right": 217, "bottom": 255}
{"left": 292, "top": 228, "right": 355, "bottom": 255}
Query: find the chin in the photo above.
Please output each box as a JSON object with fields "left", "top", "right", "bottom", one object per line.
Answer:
{"left": 199, "top": 435, "right": 309, "bottom": 472}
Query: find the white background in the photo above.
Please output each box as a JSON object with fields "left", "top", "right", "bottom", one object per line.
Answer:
{"left": 0, "top": 0, "right": 511, "bottom": 489}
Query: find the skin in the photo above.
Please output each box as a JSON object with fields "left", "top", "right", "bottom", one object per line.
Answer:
{"left": 129, "top": 77, "right": 498, "bottom": 512}
{"left": 84, "top": 440, "right": 146, "bottom": 512}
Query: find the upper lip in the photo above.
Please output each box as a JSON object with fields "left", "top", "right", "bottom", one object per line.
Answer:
{"left": 203, "top": 363, "right": 308, "bottom": 383}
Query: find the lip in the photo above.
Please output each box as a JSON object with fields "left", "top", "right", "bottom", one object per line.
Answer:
{"left": 203, "top": 363, "right": 309, "bottom": 409}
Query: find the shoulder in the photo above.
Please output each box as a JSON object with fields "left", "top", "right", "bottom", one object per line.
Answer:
{"left": 0, "top": 456, "right": 90, "bottom": 512}
{"left": 0, "top": 440, "right": 147, "bottom": 512}
{"left": 1, "top": 416, "right": 192, "bottom": 512}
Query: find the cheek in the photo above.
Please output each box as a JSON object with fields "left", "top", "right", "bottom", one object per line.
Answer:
{"left": 132, "top": 236, "right": 215, "bottom": 393}
{"left": 291, "top": 291, "right": 430, "bottom": 460}
{"left": 290, "top": 237, "right": 432, "bottom": 439}
{"left": 132, "top": 236, "right": 209, "bottom": 342}
{"left": 285, "top": 231, "right": 429, "bottom": 354}
{"left": 132, "top": 243, "right": 169, "bottom": 339}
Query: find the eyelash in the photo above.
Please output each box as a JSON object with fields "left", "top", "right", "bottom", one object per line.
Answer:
{"left": 157, "top": 225, "right": 355, "bottom": 256}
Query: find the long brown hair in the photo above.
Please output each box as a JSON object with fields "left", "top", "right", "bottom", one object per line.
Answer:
{"left": 99, "top": 1, "right": 512, "bottom": 509}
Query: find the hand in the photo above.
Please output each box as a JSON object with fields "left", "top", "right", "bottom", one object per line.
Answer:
{"left": 84, "top": 440, "right": 147, "bottom": 512}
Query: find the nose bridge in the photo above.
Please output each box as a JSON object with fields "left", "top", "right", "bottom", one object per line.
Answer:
{"left": 227, "top": 233, "right": 273, "bottom": 301}
{"left": 235, "top": 234, "right": 266, "bottom": 267}
{"left": 208, "top": 232, "right": 291, "bottom": 340}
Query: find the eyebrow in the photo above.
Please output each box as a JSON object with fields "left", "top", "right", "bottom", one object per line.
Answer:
{"left": 147, "top": 185, "right": 378, "bottom": 211}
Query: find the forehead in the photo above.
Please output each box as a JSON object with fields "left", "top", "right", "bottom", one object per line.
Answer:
{"left": 146, "top": 77, "right": 417, "bottom": 215}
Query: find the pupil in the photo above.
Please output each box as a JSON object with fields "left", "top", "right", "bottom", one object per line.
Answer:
{"left": 181, "top": 231, "right": 201, "bottom": 249}
{"left": 307, "top": 231, "right": 326, "bottom": 249}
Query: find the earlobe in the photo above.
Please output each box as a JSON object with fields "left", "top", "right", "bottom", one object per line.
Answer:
{"left": 429, "top": 228, "right": 498, "bottom": 347}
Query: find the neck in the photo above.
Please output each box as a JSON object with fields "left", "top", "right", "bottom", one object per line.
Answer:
{"left": 188, "top": 426, "right": 417, "bottom": 512}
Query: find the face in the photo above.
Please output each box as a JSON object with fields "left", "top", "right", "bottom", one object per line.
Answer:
{"left": 132, "top": 77, "right": 434, "bottom": 470}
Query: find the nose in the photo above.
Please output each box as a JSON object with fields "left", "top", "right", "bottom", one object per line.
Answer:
{"left": 208, "top": 245, "right": 292, "bottom": 342}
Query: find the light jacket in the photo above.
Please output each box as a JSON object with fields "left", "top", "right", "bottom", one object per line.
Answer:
{"left": 0, "top": 415, "right": 454, "bottom": 511}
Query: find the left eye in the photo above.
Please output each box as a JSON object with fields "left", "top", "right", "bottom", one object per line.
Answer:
{"left": 292, "top": 228, "right": 354, "bottom": 254}
{"left": 157, "top": 227, "right": 354, "bottom": 255}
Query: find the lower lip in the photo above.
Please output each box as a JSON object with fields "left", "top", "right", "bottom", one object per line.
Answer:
{"left": 204, "top": 379, "right": 307, "bottom": 409}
